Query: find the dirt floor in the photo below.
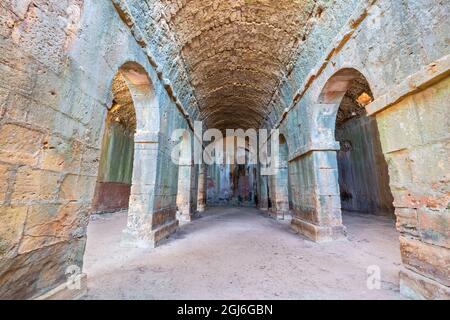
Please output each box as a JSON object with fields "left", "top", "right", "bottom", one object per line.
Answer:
{"left": 83, "top": 207, "right": 404, "bottom": 300}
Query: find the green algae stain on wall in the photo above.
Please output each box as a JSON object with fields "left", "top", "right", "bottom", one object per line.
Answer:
{"left": 97, "top": 119, "right": 135, "bottom": 184}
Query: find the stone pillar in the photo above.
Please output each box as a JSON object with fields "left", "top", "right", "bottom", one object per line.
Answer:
{"left": 269, "top": 162, "right": 290, "bottom": 220}
{"left": 176, "top": 156, "right": 199, "bottom": 223}
{"left": 371, "top": 75, "right": 450, "bottom": 300}
{"left": 290, "top": 145, "right": 347, "bottom": 242}
{"left": 177, "top": 164, "right": 194, "bottom": 222}
{"left": 197, "top": 164, "right": 207, "bottom": 213}
{"left": 122, "top": 131, "right": 178, "bottom": 248}
{"left": 258, "top": 173, "right": 269, "bottom": 211}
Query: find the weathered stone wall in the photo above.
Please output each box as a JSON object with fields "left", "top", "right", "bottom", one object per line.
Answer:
{"left": 207, "top": 163, "right": 257, "bottom": 207}
{"left": 0, "top": 0, "right": 197, "bottom": 299}
{"left": 92, "top": 119, "right": 134, "bottom": 214}
{"left": 267, "top": 0, "right": 449, "bottom": 137}
{"left": 176, "top": 137, "right": 199, "bottom": 222}
{"left": 336, "top": 115, "right": 394, "bottom": 216}
{"left": 376, "top": 76, "right": 450, "bottom": 299}
{"left": 0, "top": 0, "right": 93, "bottom": 300}
{"left": 98, "top": 121, "right": 135, "bottom": 185}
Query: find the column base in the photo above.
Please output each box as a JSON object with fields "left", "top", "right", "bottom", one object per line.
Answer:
{"left": 34, "top": 274, "right": 87, "bottom": 300}
{"left": 121, "top": 219, "right": 179, "bottom": 249}
{"left": 400, "top": 268, "right": 450, "bottom": 300}
{"left": 291, "top": 217, "right": 347, "bottom": 242}
{"left": 178, "top": 213, "right": 194, "bottom": 223}
{"left": 268, "top": 209, "right": 289, "bottom": 220}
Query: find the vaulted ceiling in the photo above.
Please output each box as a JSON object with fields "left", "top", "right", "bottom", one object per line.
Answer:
{"left": 160, "top": 0, "right": 320, "bottom": 130}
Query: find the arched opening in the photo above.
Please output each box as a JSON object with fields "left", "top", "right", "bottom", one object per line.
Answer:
{"left": 335, "top": 76, "right": 394, "bottom": 217}
{"left": 83, "top": 61, "right": 171, "bottom": 295}
{"left": 321, "top": 68, "right": 395, "bottom": 218}
{"left": 85, "top": 61, "right": 164, "bottom": 259}
{"left": 92, "top": 73, "right": 136, "bottom": 214}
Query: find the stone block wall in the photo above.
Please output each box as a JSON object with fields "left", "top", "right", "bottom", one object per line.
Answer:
{"left": 0, "top": 0, "right": 94, "bottom": 300}
{"left": 207, "top": 163, "right": 257, "bottom": 207}
{"left": 336, "top": 115, "right": 394, "bottom": 216}
{"left": 375, "top": 76, "right": 450, "bottom": 299}
{"left": 196, "top": 164, "right": 207, "bottom": 212}
{"left": 92, "top": 118, "right": 135, "bottom": 214}
{"left": 289, "top": 150, "right": 346, "bottom": 242}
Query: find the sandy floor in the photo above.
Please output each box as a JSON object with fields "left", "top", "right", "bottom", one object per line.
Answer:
{"left": 83, "top": 207, "right": 404, "bottom": 300}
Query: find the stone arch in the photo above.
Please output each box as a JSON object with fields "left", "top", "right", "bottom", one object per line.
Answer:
{"left": 234, "top": 144, "right": 258, "bottom": 207}
{"left": 326, "top": 70, "right": 394, "bottom": 218}
{"left": 115, "top": 62, "right": 160, "bottom": 135}
{"left": 316, "top": 68, "right": 394, "bottom": 217}
{"left": 291, "top": 68, "right": 394, "bottom": 242}
{"left": 96, "top": 61, "right": 164, "bottom": 248}
{"left": 92, "top": 71, "right": 137, "bottom": 214}
{"left": 204, "top": 135, "right": 258, "bottom": 207}
{"left": 318, "top": 68, "right": 373, "bottom": 105}
{"left": 313, "top": 68, "right": 374, "bottom": 143}
{"left": 310, "top": 67, "right": 394, "bottom": 224}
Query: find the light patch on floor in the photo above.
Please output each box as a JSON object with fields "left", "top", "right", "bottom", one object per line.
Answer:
{"left": 83, "top": 207, "right": 403, "bottom": 300}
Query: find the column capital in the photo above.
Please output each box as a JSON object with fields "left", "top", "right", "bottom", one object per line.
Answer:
{"left": 289, "top": 141, "right": 340, "bottom": 162}
{"left": 134, "top": 131, "right": 159, "bottom": 144}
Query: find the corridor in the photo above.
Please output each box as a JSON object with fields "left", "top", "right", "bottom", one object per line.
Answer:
{"left": 1, "top": 0, "right": 448, "bottom": 301}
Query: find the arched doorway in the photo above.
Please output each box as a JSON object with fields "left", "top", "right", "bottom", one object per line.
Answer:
{"left": 320, "top": 68, "right": 394, "bottom": 218}
{"left": 89, "top": 62, "right": 165, "bottom": 248}
{"left": 92, "top": 73, "right": 136, "bottom": 214}
{"left": 291, "top": 69, "right": 397, "bottom": 243}
{"left": 84, "top": 61, "right": 162, "bottom": 295}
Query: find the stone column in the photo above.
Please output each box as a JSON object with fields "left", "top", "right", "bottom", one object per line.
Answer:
{"left": 290, "top": 143, "right": 347, "bottom": 242}
{"left": 269, "top": 162, "right": 290, "bottom": 220}
{"left": 370, "top": 75, "right": 450, "bottom": 300}
{"left": 197, "top": 164, "right": 207, "bottom": 213}
{"left": 258, "top": 172, "right": 269, "bottom": 211}
{"left": 177, "top": 165, "right": 193, "bottom": 222}
{"left": 122, "top": 131, "right": 178, "bottom": 248}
